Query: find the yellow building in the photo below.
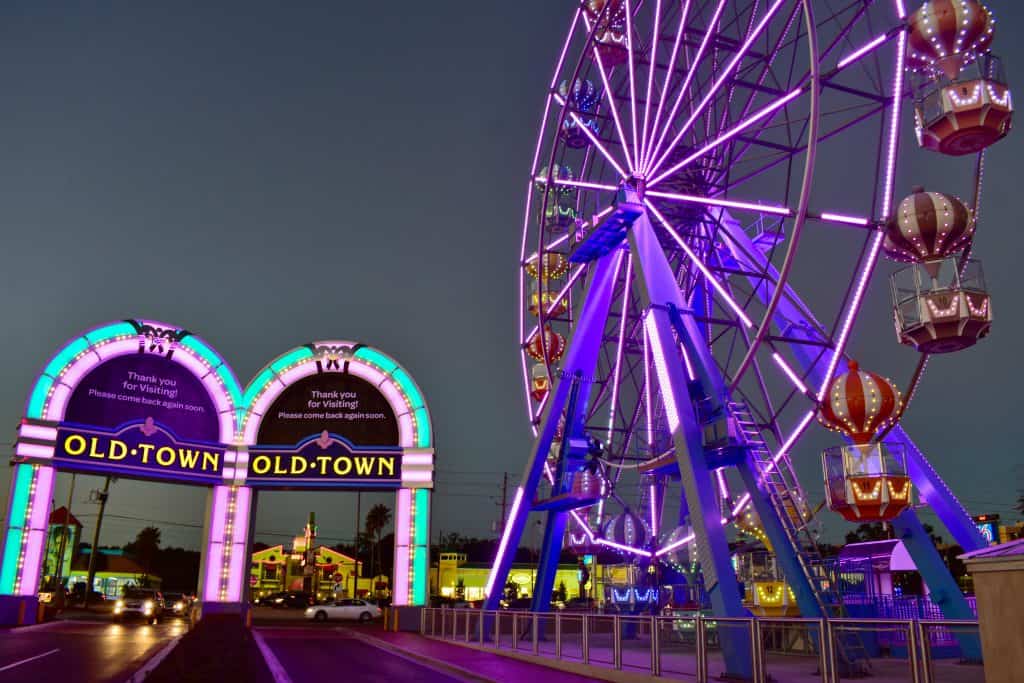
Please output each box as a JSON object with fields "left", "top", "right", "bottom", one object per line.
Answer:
{"left": 431, "top": 552, "right": 597, "bottom": 603}
{"left": 250, "top": 540, "right": 386, "bottom": 603}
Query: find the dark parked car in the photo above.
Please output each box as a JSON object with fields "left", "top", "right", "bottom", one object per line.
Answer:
{"left": 162, "top": 593, "right": 191, "bottom": 617}
{"left": 263, "top": 591, "right": 315, "bottom": 608}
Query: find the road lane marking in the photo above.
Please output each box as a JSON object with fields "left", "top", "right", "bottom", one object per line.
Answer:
{"left": 125, "top": 635, "right": 182, "bottom": 682}
{"left": 253, "top": 630, "right": 294, "bottom": 683}
{"left": 0, "top": 648, "right": 60, "bottom": 672}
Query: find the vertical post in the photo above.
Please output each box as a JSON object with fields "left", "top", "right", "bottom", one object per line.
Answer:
{"left": 751, "top": 618, "right": 764, "bottom": 683}
{"left": 512, "top": 612, "right": 519, "bottom": 650}
{"left": 494, "top": 610, "right": 500, "bottom": 648}
{"left": 825, "top": 620, "right": 839, "bottom": 683}
{"left": 561, "top": 610, "right": 569, "bottom": 659}
{"left": 582, "top": 614, "right": 590, "bottom": 664}
{"left": 613, "top": 614, "right": 622, "bottom": 670}
{"left": 908, "top": 620, "right": 922, "bottom": 683}
{"left": 916, "top": 620, "right": 933, "bottom": 683}
{"left": 651, "top": 615, "right": 660, "bottom": 676}
{"left": 697, "top": 615, "right": 708, "bottom": 683}
{"left": 52, "top": 474, "right": 76, "bottom": 592}
{"left": 84, "top": 477, "right": 111, "bottom": 607}
{"left": 817, "top": 618, "right": 829, "bottom": 683}
{"left": 532, "top": 612, "right": 539, "bottom": 654}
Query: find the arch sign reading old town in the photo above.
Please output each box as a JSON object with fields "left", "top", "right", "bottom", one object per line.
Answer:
{"left": 0, "top": 320, "right": 433, "bottom": 624}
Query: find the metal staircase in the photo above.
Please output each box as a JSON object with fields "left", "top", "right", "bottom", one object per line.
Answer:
{"left": 728, "top": 401, "right": 872, "bottom": 675}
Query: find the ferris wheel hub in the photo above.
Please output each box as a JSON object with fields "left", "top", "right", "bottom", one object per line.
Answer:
{"left": 568, "top": 188, "right": 644, "bottom": 264}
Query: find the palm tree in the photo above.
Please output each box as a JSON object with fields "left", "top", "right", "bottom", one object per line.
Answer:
{"left": 364, "top": 504, "right": 392, "bottom": 586}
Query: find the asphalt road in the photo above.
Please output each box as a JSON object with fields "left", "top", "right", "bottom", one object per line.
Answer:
{"left": 259, "top": 626, "right": 468, "bottom": 683}
{"left": 0, "top": 618, "right": 185, "bottom": 682}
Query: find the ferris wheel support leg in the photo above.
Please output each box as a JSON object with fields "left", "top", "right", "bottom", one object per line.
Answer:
{"left": 482, "top": 249, "right": 623, "bottom": 615}
{"left": 629, "top": 214, "right": 752, "bottom": 680}
{"left": 889, "top": 508, "right": 983, "bottom": 662}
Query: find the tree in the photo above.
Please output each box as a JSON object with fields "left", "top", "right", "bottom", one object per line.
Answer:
{"left": 364, "top": 504, "right": 392, "bottom": 585}
{"left": 1017, "top": 492, "right": 1024, "bottom": 516}
{"left": 126, "top": 526, "right": 162, "bottom": 575}
{"left": 844, "top": 522, "right": 889, "bottom": 545}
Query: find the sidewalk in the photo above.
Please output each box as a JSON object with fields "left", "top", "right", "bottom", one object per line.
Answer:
{"left": 359, "top": 628, "right": 635, "bottom": 683}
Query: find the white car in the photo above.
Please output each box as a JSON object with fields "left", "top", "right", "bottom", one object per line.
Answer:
{"left": 305, "top": 599, "right": 382, "bottom": 623}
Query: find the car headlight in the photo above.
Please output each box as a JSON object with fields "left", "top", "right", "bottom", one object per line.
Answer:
{"left": 115, "top": 600, "right": 125, "bottom": 609}
{"left": 174, "top": 601, "right": 184, "bottom": 611}
{"left": 304, "top": 608, "right": 314, "bottom": 615}
{"left": 274, "top": 598, "right": 284, "bottom": 603}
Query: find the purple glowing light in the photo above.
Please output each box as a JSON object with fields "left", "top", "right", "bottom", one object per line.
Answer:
{"left": 716, "top": 469, "right": 729, "bottom": 500}
{"left": 649, "top": 86, "right": 802, "bottom": 187}
{"left": 597, "top": 538, "right": 653, "bottom": 557}
{"left": 394, "top": 488, "right": 412, "bottom": 605}
{"left": 607, "top": 252, "right": 632, "bottom": 442}
{"left": 837, "top": 34, "right": 889, "bottom": 70}
{"left": 639, "top": 0, "right": 662, "bottom": 167}
{"left": 818, "top": 212, "right": 871, "bottom": 227}
{"left": 649, "top": 483, "right": 659, "bottom": 537}
{"left": 485, "top": 486, "right": 524, "bottom": 597}
{"left": 644, "top": 313, "right": 681, "bottom": 432}
{"left": 644, "top": 0, "right": 692, "bottom": 171}
{"left": 646, "top": 0, "right": 787, "bottom": 178}
{"left": 582, "top": 12, "right": 636, "bottom": 173}
{"left": 625, "top": 0, "right": 640, "bottom": 167}
{"left": 645, "top": 201, "right": 755, "bottom": 328}
{"left": 646, "top": 190, "right": 791, "bottom": 217}
{"left": 644, "top": 0, "right": 728, "bottom": 174}
{"left": 772, "top": 352, "right": 809, "bottom": 394}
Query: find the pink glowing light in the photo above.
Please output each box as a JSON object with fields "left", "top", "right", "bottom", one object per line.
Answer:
{"left": 818, "top": 31, "right": 905, "bottom": 399}
{"left": 646, "top": 190, "right": 791, "bottom": 217}
{"left": 818, "top": 212, "right": 871, "bottom": 227}
{"left": 644, "top": 312, "right": 654, "bottom": 445}
{"left": 645, "top": 201, "right": 755, "bottom": 328}
{"left": 716, "top": 469, "right": 729, "bottom": 500}
{"left": 649, "top": 483, "right": 659, "bottom": 537}
{"left": 485, "top": 487, "right": 525, "bottom": 597}
{"left": 639, "top": 0, "right": 662, "bottom": 167}
{"left": 772, "top": 352, "right": 809, "bottom": 394}
{"left": 17, "top": 423, "right": 57, "bottom": 442}
{"left": 649, "top": 87, "right": 802, "bottom": 187}
{"left": 625, "top": 0, "right": 640, "bottom": 166}
{"left": 538, "top": 177, "right": 618, "bottom": 193}
{"left": 645, "top": 313, "right": 681, "bottom": 432}
{"left": 554, "top": 93, "right": 629, "bottom": 180}
{"left": 644, "top": 0, "right": 691, "bottom": 171}
{"left": 837, "top": 34, "right": 889, "bottom": 70}
{"left": 394, "top": 489, "right": 412, "bottom": 605}
{"left": 644, "top": 0, "right": 728, "bottom": 174}
{"left": 647, "top": 0, "right": 787, "bottom": 177}
{"left": 607, "top": 252, "right": 632, "bottom": 442}
{"left": 14, "top": 443, "right": 54, "bottom": 460}
{"left": 597, "top": 538, "right": 653, "bottom": 557}
{"left": 582, "top": 12, "right": 636, "bottom": 173}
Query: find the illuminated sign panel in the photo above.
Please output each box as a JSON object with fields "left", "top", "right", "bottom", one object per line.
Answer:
{"left": 52, "top": 352, "right": 226, "bottom": 484}
{"left": 248, "top": 372, "right": 401, "bottom": 489}
{"left": 54, "top": 424, "right": 225, "bottom": 484}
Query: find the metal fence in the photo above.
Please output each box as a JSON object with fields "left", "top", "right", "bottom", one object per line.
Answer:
{"left": 420, "top": 608, "right": 984, "bottom": 683}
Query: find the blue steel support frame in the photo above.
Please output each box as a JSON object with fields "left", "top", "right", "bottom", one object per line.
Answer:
{"left": 483, "top": 248, "right": 623, "bottom": 612}
{"left": 629, "top": 213, "right": 752, "bottom": 679}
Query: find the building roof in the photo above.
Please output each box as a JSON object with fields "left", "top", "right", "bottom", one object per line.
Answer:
{"left": 959, "top": 538, "right": 1024, "bottom": 560}
{"left": 49, "top": 506, "right": 83, "bottom": 528}
{"left": 70, "top": 553, "right": 155, "bottom": 577}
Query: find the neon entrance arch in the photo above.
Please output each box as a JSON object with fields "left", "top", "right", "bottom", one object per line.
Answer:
{"left": 238, "top": 341, "right": 433, "bottom": 606}
{"left": 0, "top": 322, "right": 433, "bottom": 624}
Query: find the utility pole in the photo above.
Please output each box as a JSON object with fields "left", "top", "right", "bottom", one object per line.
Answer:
{"left": 352, "top": 492, "right": 361, "bottom": 598}
{"left": 53, "top": 474, "right": 77, "bottom": 591}
{"left": 499, "top": 472, "right": 509, "bottom": 530}
{"left": 84, "top": 477, "right": 111, "bottom": 608}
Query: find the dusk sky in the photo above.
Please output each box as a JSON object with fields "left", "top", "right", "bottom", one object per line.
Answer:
{"left": 1, "top": 1, "right": 1022, "bottom": 553}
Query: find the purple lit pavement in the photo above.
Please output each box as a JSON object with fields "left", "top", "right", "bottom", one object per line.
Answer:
{"left": 255, "top": 623, "right": 607, "bottom": 683}
{"left": 0, "top": 618, "right": 184, "bottom": 682}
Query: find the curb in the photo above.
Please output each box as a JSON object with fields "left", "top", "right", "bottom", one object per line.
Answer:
{"left": 252, "top": 629, "right": 294, "bottom": 683}
{"left": 348, "top": 630, "right": 494, "bottom": 683}
{"left": 124, "top": 635, "right": 182, "bottom": 682}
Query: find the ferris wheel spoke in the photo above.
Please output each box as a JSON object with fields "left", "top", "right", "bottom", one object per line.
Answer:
{"left": 625, "top": 0, "right": 642, "bottom": 171}
{"left": 643, "top": 0, "right": 692, "bottom": 173}
{"left": 646, "top": 0, "right": 789, "bottom": 179}
{"left": 583, "top": 13, "right": 638, "bottom": 174}
{"left": 553, "top": 92, "right": 631, "bottom": 180}
{"left": 643, "top": 0, "right": 729, "bottom": 177}
{"left": 648, "top": 85, "right": 804, "bottom": 187}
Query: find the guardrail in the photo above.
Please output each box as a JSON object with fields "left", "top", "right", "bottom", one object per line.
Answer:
{"left": 419, "top": 608, "right": 984, "bottom": 683}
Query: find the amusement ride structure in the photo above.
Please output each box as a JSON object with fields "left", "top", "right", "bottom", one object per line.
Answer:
{"left": 485, "top": 0, "right": 1011, "bottom": 676}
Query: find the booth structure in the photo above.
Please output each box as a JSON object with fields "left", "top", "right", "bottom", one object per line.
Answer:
{"left": 961, "top": 539, "right": 1024, "bottom": 683}
{"left": 0, "top": 320, "right": 434, "bottom": 624}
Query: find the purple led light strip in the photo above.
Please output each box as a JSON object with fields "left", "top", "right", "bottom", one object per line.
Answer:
{"left": 581, "top": 13, "right": 636, "bottom": 173}
{"left": 837, "top": 34, "right": 889, "bottom": 70}
{"left": 638, "top": 0, "right": 661, "bottom": 167}
{"left": 817, "top": 28, "right": 906, "bottom": 399}
{"left": 643, "top": 0, "right": 728, "bottom": 175}
{"left": 649, "top": 86, "right": 803, "bottom": 187}
{"left": 625, "top": 0, "right": 641, "bottom": 168}
{"left": 646, "top": 0, "right": 787, "bottom": 178}
{"left": 772, "top": 352, "right": 809, "bottom": 394}
{"left": 643, "top": 0, "right": 692, "bottom": 171}
{"left": 484, "top": 486, "right": 524, "bottom": 597}
{"left": 606, "top": 252, "right": 632, "bottom": 442}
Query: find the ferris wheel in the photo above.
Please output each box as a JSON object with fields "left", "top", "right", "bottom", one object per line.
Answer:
{"left": 488, "top": 1, "right": 1011, "bottom": 673}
